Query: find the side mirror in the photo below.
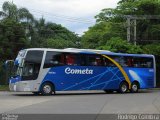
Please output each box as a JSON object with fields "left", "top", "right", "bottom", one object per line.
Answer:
{"left": 4, "top": 60, "right": 14, "bottom": 69}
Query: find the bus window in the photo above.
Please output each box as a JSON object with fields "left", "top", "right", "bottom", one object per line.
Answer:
{"left": 103, "top": 55, "right": 116, "bottom": 67}
{"left": 103, "top": 55, "right": 131, "bottom": 67}
{"left": 79, "top": 54, "right": 86, "bottom": 66}
{"left": 44, "top": 52, "right": 65, "bottom": 68}
{"left": 103, "top": 58, "right": 112, "bottom": 66}
{"left": 133, "top": 57, "right": 153, "bottom": 68}
{"left": 65, "top": 54, "right": 76, "bottom": 65}
{"left": 65, "top": 54, "right": 87, "bottom": 66}
{"left": 87, "top": 55, "right": 103, "bottom": 66}
{"left": 117, "top": 56, "right": 134, "bottom": 67}
{"left": 126, "top": 57, "right": 134, "bottom": 67}
{"left": 96, "top": 57, "right": 103, "bottom": 66}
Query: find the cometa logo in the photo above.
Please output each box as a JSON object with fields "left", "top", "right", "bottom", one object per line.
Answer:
{"left": 65, "top": 67, "right": 93, "bottom": 74}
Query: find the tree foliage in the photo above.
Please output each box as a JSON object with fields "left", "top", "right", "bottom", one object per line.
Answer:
{"left": 81, "top": 0, "right": 160, "bottom": 56}
{"left": 98, "top": 37, "right": 143, "bottom": 54}
{"left": 30, "top": 18, "right": 79, "bottom": 48}
{"left": 0, "top": 1, "right": 34, "bottom": 22}
{"left": 0, "top": 19, "right": 28, "bottom": 60}
{"left": 143, "top": 43, "right": 160, "bottom": 55}
{"left": 0, "top": 1, "right": 79, "bottom": 62}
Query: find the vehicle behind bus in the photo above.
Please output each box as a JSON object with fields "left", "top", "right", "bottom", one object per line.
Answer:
{"left": 9, "top": 48, "right": 156, "bottom": 95}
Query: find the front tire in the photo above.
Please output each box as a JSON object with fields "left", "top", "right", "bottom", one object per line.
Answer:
{"left": 41, "top": 83, "right": 53, "bottom": 96}
{"left": 118, "top": 82, "right": 129, "bottom": 93}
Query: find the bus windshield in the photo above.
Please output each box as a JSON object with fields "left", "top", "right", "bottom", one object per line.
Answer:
{"left": 21, "top": 50, "right": 44, "bottom": 81}
{"left": 16, "top": 61, "right": 23, "bottom": 76}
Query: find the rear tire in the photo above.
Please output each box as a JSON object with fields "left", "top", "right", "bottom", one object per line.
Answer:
{"left": 131, "top": 82, "right": 139, "bottom": 93}
{"left": 118, "top": 82, "right": 129, "bottom": 93}
{"left": 41, "top": 83, "right": 53, "bottom": 96}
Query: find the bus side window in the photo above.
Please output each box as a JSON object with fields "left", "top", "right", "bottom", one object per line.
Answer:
{"left": 103, "top": 56, "right": 115, "bottom": 67}
{"left": 52, "top": 54, "right": 65, "bottom": 65}
{"left": 65, "top": 54, "right": 77, "bottom": 66}
{"left": 44, "top": 52, "right": 65, "bottom": 68}
{"left": 87, "top": 55, "right": 103, "bottom": 66}
{"left": 132, "top": 57, "right": 153, "bottom": 68}
{"left": 79, "top": 54, "right": 86, "bottom": 66}
{"left": 116, "top": 57, "right": 126, "bottom": 67}
{"left": 60, "top": 54, "right": 65, "bottom": 65}
{"left": 102, "top": 55, "right": 135, "bottom": 67}
{"left": 126, "top": 58, "right": 133, "bottom": 67}
{"left": 95, "top": 56, "right": 103, "bottom": 66}
{"left": 119, "top": 57, "right": 134, "bottom": 67}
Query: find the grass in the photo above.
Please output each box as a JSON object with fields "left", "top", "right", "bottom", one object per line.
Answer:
{"left": 0, "top": 85, "right": 9, "bottom": 91}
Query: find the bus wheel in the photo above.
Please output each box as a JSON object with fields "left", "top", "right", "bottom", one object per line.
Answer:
{"left": 41, "top": 83, "right": 53, "bottom": 96}
{"left": 118, "top": 82, "right": 128, "bottom": 93}
{"left": 131, "top": 82, "right": 139, "bottom": 93}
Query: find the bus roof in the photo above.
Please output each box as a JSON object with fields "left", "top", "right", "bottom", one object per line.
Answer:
{"left": 24, "top": 48, "right": 154, "bottom": 58}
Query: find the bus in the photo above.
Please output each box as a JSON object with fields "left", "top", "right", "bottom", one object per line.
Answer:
{"left": 9, "top": 48, "right": 156, "bottom": 95}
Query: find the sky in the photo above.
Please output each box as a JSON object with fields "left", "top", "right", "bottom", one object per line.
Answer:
{"left": 0, "top": 0, "right": 120, "bottom": 35}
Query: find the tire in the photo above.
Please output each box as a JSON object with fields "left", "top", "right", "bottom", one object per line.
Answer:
{"left": 41, "top": 83, "right": 53, "bottom": 96}
{"left": 118, "top": 82, "right": 129, "bottom": 93}
{"left": 131, "top": 82, "right": 139, "bottom": 93}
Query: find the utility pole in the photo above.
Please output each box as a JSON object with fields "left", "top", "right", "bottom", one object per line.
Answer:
{"left": 133, "top": 19, "right": 137, "bottom": 45}
{"left": 125, "top": 15, "right": 160, "bottom": 45}
{"left": 127, "top": 18, "right": 131, "bottom": 42}
{"left": 126, "top": 17, "right": 137, "bottom": 45}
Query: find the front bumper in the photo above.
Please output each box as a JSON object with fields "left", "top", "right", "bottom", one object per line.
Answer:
{"left": 9, "top": 81, "right": 38, "bottom": 92}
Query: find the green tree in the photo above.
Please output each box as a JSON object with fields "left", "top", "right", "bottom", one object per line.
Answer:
{"left": 94, "top": 0, "right": 160, "bottom": 45}
{"left": 43, "top": 38, "right": 75, "bottom": 49}
{"left": 98, "top": 37, "right": 143, "bottom": 54}
{"left": 0, "top": 1, "right": 34, "bottom": 49}
{"left": 0, "top": 19, "right": 28, "bottom": 60}
{"left": 0, "top": 1, "right": 81, "bottom": 84}
{"left": 142, "top": 43, "right": 160, "bottom": 55}
{"left": 81, "top": 22, "right": 112, "bottom": 48}
{"left": 0, "top": 1, "right": 33, "bottom": 22}
{"left": 82, "top": 0, "right": 160, "bottom": 52}
{"left": 31, "top": 17, "right": 79, "bottom": 48}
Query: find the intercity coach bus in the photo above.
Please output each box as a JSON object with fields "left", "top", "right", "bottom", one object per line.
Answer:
{"left": 9, "top": 48, "right": 156, "bottom": 95}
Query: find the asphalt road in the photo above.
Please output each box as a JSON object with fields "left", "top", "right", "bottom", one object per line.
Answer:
{"left": 0, "top": 89, "right": 160, "bottom": 120}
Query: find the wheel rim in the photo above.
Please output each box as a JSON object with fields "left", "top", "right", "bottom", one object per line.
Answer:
{"left": 132, "top": 84, "right": 138, "bottom": 92}
{"left": 43, "top": 85, "right": 52, "bottom": 94}
{"left": 121, "top": 84, "right": 127, "bottom": 92}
